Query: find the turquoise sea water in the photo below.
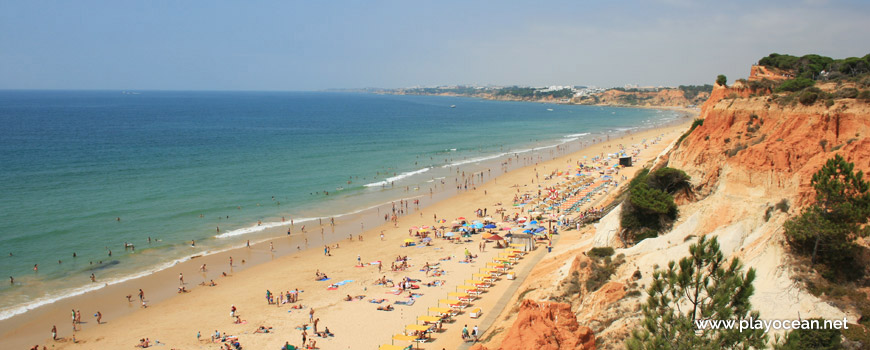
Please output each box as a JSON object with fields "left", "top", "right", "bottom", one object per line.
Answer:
{"left": 0, "top": 90, "right": 680, "bottom": 319}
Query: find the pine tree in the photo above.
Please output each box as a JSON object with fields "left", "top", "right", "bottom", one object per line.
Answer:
{"left": 626, "top": 236, "right": 767, "bottom": 350}
{"left": 784, "top": 154, "right": 870, "bottom": 264}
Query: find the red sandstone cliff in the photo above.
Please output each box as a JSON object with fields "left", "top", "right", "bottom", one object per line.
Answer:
{"left": 671, "top": 80, "right": 870, "bottom": 206}
{"left": 470, "top": 299, "right": 596, "bottom": 350}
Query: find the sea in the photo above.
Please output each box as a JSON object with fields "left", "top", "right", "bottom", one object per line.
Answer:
{"left": 0, "top": 90, "right": 682, "bottom": 320}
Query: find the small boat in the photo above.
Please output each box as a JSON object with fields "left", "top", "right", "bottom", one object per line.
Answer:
{"left": 450, "top": 105, "right": 456, "bottom": 108}
{"left": 547, "top": 108, "right": 554, "bottom": 111}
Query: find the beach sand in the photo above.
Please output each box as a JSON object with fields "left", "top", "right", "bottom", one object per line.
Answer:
{"left": 4, "top": 118, "right": 693, "bottom": 350}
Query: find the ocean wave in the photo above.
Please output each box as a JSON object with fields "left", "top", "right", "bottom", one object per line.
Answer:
{"left": 564, "top": 132, "right": 590, "bottom": 138}
{"left": 214, "top": 217, "right": 317, "bottom": 239}
{"left": 0, "top": 250, "right": 209, "bottom": 321}
{"left": 363, "top": 167, "right": 430, "bottom": 187}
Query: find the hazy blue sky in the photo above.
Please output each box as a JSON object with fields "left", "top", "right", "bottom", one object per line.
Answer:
{"left": 1, "top": 0, "right": 868, "bottom": 90}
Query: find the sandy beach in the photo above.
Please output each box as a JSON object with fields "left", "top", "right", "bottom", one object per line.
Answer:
{"left": 4, "top": 117, "right": 693, "bottom": 350}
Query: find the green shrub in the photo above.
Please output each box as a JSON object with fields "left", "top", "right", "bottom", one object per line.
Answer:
{"left": 835, "top": 87, "right": 859, "bottom": 98}
{"left": 725, "top": 143, "right": 748, "bottom": 157}
{"left": 585, "top": 254, "right": 624, "bottom": 292}
{"left": 716, "top": 74, "right": 727, "bottom": 86}
{"left": 775, "top": 199, "right": 790, "bottom": 213}
{"left": 675, "top": 118, "right": 704, "bottom": 147}
{"left": 776, "top": 78, "right": 816, "bottom": 92}
{"left": 774, "top": 319, "right": 841, "bottom": 350}
{"left": 799, "top": 91, "right": 819, "bottom": 105}
{"left": 620, "top": 167, "right": 689, "bottom": 243}
{"left": 588, "top": 247, "right": 615, "bottom": 259}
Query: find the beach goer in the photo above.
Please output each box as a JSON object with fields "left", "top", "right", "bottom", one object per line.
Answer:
{"left": 179, "top": 273, "right": 184, "bottom": 285}
{"left": 51, "top": 325, "right": 57, "bottom": 340}
{"left": 229, "top": 257, "right": 233, "bottom": 266}
{"left": 473, "top": 325, "right": 479, "bottom": 342}
{"left": 462, "top": 324, "right": 469, "bottom": 341}
{"left": 309, "top": 308, "right": 314, "bottom": 322}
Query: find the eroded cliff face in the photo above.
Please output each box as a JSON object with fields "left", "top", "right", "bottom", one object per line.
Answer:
{"left": 576, "top": 88, "right": 709, "bottom": 107}
{"left": 470, "top": 299, "right": 596, "bottom": 350}
{"left": 671, "top": 84, "right": 870, "bottom": 206}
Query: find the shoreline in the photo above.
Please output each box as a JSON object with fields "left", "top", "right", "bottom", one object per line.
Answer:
{"left": 1, "top": 109, "right": 694, "bottom": 349}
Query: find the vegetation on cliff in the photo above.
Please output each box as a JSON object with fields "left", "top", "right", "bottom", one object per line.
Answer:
{"left": 620, "top": 167, "right": 691, "bottom": 243}
{"left": 784, "top": 155, "right": 870, "bottom": 266}
{"left": 759, "top": 53, "right": 870, "bottom": 80}
{"left": 627, "top": 236, "right": 767, "bottom": 349}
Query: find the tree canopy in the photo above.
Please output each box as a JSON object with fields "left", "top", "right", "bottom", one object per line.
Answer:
{"left": 626, "top": 236, "right": 767, "bottom": 350}
{"left": 784, "top": 154, "right": 870, "bottom": 266}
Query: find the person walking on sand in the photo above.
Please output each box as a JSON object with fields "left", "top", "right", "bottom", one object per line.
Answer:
{"left": 51, "top": 325, "right": 57, "bottom": 340}
{"left": 229, "top": 257, "right": 233, "bottom": 266}
{"left": 96, "top": 311, "right": 102, "bottom": 324}
{"left": 309, "top": 308, "right": 314, "bottom": 322}
{"left": 357, "top": 255, "right": 361, "bottom": 266}
{"left": 179, "top": 273, "right": 184, "bottom": 285}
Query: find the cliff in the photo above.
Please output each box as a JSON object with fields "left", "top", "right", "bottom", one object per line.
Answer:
{"left": 574, "top": 88, "right": 710, "bottom": 107}
{"left": 478, "top": 62, "right": 870, "bottom": 349}
{"left": 469, "top": 299, "right": 596, "bottom": 350}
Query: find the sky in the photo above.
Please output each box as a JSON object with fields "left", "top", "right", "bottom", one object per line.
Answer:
{"left": 1, "top": 0, "right": 868, "bottom": 91}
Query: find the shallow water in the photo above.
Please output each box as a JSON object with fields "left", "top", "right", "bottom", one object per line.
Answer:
{"left": 0, "top": 90, "right": 679, "bottom": 319}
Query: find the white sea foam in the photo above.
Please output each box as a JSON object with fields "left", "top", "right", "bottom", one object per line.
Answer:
{"left": 364, "top": 167, "right": 430, "bottom": 187}
{"left": 214, "top": 217, "right": 314, "bottom": 239}
{"left": 564, "top": 132, "right": 590, "bottom": 138}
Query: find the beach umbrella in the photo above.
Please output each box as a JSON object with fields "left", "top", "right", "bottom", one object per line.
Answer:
{"left": 457, "top": 217, "right": 466, "bottom": 220}
{"left": 486, "top": 233, "right": 505, "bottom": 241}
{"left": 422, "top": 237, "right": 432, "bottom": 242}
{"left": 500, "top": 227, "right": 511, "bottom": 231}
{"left": 472, "top": 223, "right": 484, "bottom": 229}
{"left": 404, "top": 239, "right": 414, "bottom": 243}
{"left": 484, "top": 224, "right": 497, "bottom": 229}
{"left": 517, "top": 217, "right": 528, "bottom": 223}
{"left": 443, "top": 232, "right": 455, "bottom": 237}
{"left": 410, "top": 226, "right": 419, "bottom": 230}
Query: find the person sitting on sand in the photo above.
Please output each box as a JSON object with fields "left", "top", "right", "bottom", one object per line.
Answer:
{"left": 377, "top": 304, "right": 393, "bottom": 311}
{"left": 344, "top": 294, "right": 352, "bottom": 301}
{"left": 178, "top": 286, "right": 188, "bottom": 293}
